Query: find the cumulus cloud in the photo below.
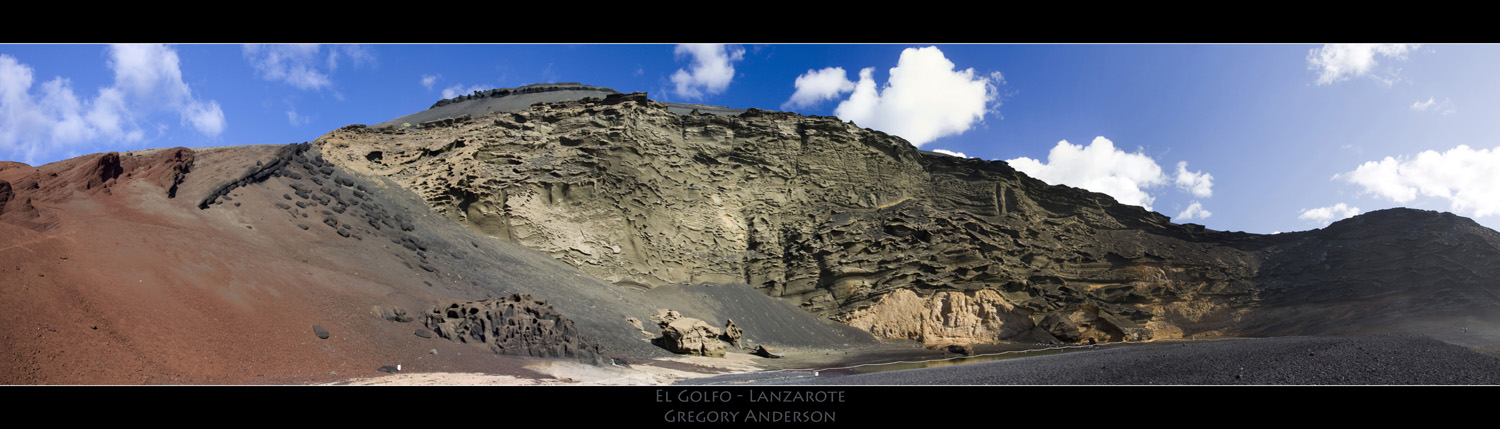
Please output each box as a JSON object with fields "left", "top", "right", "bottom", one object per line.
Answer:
{"left": 1176, "top": 201, "right": 1212, "bottom": 221}
{"left": 1174, "top": 161, "right": 1214, "bottom": 198}
{"left": 243, "top": 44, "right": 372, "bottom": 91}
{"left": 931, "top": 149, "right": 968, "bottom": 158}
{"left": 669, "top": 44, "right": 744, "bottom": 99}
{"left": 1335, "top": 145, "right": 1500, "bottom": 217}
{"left": 441, "top": 83, "right": 491, "bottom": 100}
{"left": 420, "top": 74, "right": 439, "bottom": 90}
{"left": 1307, "top": 44, "right": 1418, "bottom": 86}
{"left": 1007, "top": 137, "right": 1169, "bottom": 210}
{"left": 0, "top": 45, "right": 223, "bottom": 165}
{"left": 1299, "top": 203, "right": 1361, "bottom": 225}
{"left": 782, "top": 67, "right": 856, "bottom": 110}
{"left": 183, "top": 100, "right": 225, "bottom": 135}
{"left": 110, "top": 45, "right": 226, "bottom": 137}
{"left": 832, "top": 46, "right": 999, "bottom": 147}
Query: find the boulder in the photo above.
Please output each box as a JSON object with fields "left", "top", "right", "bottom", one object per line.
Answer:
{"left": 754, "top": 345, "right": 783, "bottom": 358}
{"left": 722, "top": 319, "right": 744, "bottom": 348}
{"left": 659, "top": 317, "right": 726, "bottom": 357}
{"left": 373, "top": 305, "right": 414, "bottom": 323}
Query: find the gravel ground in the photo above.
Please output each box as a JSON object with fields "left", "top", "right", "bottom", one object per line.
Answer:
{"left": 684, "top": 335, "right": 1500, "bottom": 385}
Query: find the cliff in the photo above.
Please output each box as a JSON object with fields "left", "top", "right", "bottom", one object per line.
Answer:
{"left": 315, "top": 88, "right": 1500, "bottom": 346}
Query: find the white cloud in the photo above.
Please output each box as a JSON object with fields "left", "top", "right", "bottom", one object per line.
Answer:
{"left": 1174, "top": 161, "right": 1214, "bottom": 198}
{"left": 183, "top": 100, "right": 225, "bottom": 136}
{"left": 782, "top": 67, "right": 856, "bottom": 110}
{"left": 1007, "top": 137, "right": 1169, "bottom": 210}
{"left": 1299, "top": 203, "right": 1361, "bottom": 226}
{"left": 1335, "top": 145, "right": 1500, "bottom": 217}
{"left": 0, "top": 45, "right": 222, "bottom": 165}
{"left": 243, "top": 44, "right": 329, "bottom": 90}
{"left": 420, "top": 74, "right": 439, "bottom": 90}
{"left": 832, "top": 46, "right": 998, "bottom": 147}
{"left": 1307, "top": 44, "right": 1418, "bottom": 86}
{"left": 669, "top": 44, "right": 744, "bottom": 99}
{"left": 1410, "top": 96, "right": 1455, "bottom": 115}
{"left": 285, "top": 109, "right": 311, "bottom": 126}
{"left": 932, "top": 149, "right": 968, "bottom": 158}
{"left": 1176, "top": 201, "right": 1212, "bottom": 221}
{"left": 243, "top": 44, "right": 372, "bottom": 92}
{"left": 328, "top": 44, "right": 375, "bottom": 71}
{"left": 441, "top": 83, "right": 491, "bottom": 100}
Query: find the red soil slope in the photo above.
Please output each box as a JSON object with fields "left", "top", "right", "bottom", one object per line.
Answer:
{"left": 0, "top": 146, "right": 549, "bottom": 384}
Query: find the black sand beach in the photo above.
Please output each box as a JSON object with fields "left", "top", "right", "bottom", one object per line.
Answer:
{"left": 682, "top": 334, "right": 1500, "bottom": 385}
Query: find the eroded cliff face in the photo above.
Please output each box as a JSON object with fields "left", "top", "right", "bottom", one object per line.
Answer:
{"left": 315, "top": 90, "right": 1500, "bottom": 345}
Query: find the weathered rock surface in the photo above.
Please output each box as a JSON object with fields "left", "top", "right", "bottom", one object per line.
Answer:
{"left": 373, "top": 305, "right": 414, "bottom": 323}
{"left": 316, "top": 86, "right": 1500, "bottom": 346}
{"left": 423, "top": 294, "right": 604, "bottom": 364}
{"left": 755, "top": 345, "right": 783, "bottom": 358}
{"left": 846, "top": 289, "right": 1035, "bottom": 346}
{"left": 658, "top": 316, "right": 727, "bottom": 357}
{"left": 722, "top": 319, "right": 744, "bottom": 348}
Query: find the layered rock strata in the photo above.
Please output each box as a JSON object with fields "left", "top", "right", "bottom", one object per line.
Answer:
{"left": 316, "top": 89, "right": 1500, "bottom": 345}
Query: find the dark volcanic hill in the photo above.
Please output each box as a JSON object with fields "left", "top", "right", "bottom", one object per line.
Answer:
{"left": 317, "top": 85, "right": 1500, "bottom": 346}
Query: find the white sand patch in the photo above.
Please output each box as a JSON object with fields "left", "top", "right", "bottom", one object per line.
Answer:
{"left": 329, "top": 352, "right": 773, "bottom": 386}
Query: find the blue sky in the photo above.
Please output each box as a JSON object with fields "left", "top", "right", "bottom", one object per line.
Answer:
{"left": 3, "top": 43, "right": 1499, "bottom": 235}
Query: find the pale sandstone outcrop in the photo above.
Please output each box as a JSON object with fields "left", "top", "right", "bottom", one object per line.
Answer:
{"left": 659, "top": 317, "right": 726, "bottom": 357}
{"left": 846, "top": 289, "right": 1033, "bottom": 346}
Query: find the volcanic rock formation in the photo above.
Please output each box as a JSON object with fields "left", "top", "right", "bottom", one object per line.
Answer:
{"left": 422, "top": 294, "right": 605, "bottom": 364}
{"left": 314, "top": 86, "right": 1500, "bottom": 346}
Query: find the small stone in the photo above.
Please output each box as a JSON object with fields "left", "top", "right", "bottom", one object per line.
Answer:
{"left": 312, "top": 324, "right": 330, "bottom": 339}
{"left": 755, "top": 345, "right": 783, "bottom": 358}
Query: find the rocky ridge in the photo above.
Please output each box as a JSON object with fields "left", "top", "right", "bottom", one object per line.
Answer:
{"left": 315, "top": 88, "right": 1500, "bottom": 347}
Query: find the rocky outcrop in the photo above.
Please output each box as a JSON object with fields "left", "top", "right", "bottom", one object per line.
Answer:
{"left": 199, "top": 143, "right": 308, "bottom": 209}
{"left": 0, "top": 148, "right": 195, "bottom": 234}
{"left": 722, "top": 319, "right": 744, "bottom": 348}
{"left": 316, "top": 86, "right": 1500, "bottom": 346}
{"left": 428, "top": 83, "right": 620, "bottom": 110}
{"left": 422, "top": 294, "right": 604, "bottom": 364}
{"left": 658, "top": 317, "right": 726, "bottom": 357}
{"left": 846, "top": 289, "right": 1035, "bottom": 346}
{"left": 648, "top": 309, "right": 737, "bottom": 356}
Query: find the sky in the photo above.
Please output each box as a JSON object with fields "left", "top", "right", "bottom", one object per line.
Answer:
{"left": 3, "top": 43, "right": 1499, "bottom": 235}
